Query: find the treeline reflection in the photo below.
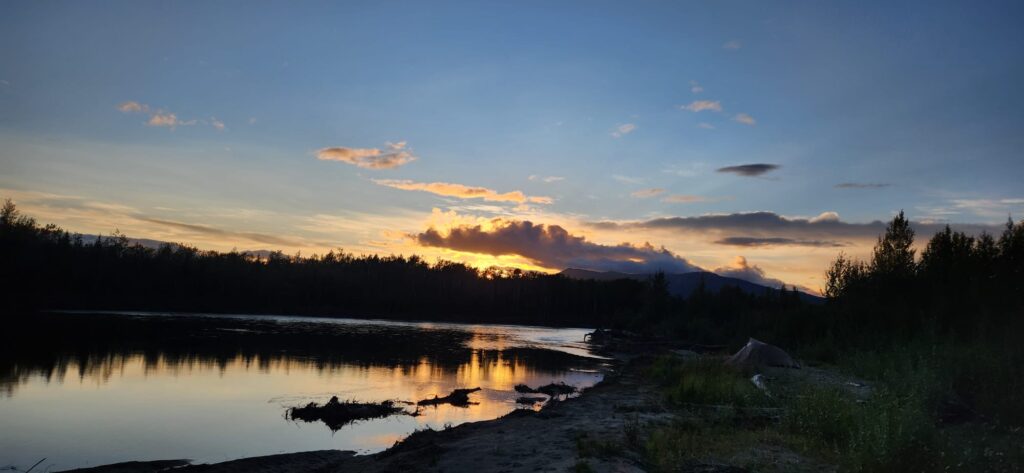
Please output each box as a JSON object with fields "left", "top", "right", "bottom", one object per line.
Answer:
{"left": 1, "top": 313, "right": 598, "bottom": 396}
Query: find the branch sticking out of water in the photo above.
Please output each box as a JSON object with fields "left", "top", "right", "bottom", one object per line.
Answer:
{"left": 417, "top": 387, "right": 482, "bottom": 407}
{"left": 514, "top": 382, "right": 577, "bottom": 398}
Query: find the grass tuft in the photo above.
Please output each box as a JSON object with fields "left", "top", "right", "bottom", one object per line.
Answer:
{"left": 646, "top": 356, "right": 772, "bottom": 408}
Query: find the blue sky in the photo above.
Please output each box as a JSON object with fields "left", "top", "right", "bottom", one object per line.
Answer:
{"left": 2, "top": 1, "right": 1023, "bottom": 290}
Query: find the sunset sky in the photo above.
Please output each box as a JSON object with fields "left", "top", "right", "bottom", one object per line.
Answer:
{"left": 2, "top": 1, "right": 1023, "bottom": 292}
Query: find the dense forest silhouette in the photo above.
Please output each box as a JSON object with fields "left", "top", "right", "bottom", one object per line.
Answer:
{"left": 1, "top": 200, "right": 648, "bottom": 327}
{"left": 2, "top": 199, "right": 1022, "bottom": 347}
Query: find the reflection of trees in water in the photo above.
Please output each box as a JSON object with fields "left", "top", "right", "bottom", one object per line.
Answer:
{"left": 1, "top": 314, "right": 598, "bottom": 396}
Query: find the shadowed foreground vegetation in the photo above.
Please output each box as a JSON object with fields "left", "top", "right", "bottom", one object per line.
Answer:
{"left": 635, "top": 353, "right": 1024, "bottom": 473}
{"left": 626, "top": 212, "right": 1024, "bottom": 472}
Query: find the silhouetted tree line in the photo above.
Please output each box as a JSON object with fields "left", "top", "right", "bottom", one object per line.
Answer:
{"left": 822, "top": 211, "right": 1024, "bottom": 346}
{"left": 619, "top": 270, "right": 816, "bottom": 346}
{"left": 3, "top": 199, "right": 1022, "bottom": 345}
{"left": 0, "top": 200, "right": 648, "bottom": 326}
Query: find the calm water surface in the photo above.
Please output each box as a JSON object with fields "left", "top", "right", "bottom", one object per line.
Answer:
{"left": 0, "top": 312, "right": 606, "bottom": 471}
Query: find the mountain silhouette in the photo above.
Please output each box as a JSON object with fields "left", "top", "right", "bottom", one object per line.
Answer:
{"left": 559, "top": 268, "right": 823, "bottom": 303}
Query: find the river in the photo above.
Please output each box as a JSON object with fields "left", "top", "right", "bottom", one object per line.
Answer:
{"left": 0, "top": 311, "right": 606, "bottom": 471}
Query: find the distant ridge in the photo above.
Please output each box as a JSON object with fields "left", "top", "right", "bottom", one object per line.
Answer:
{"left": 559, "top": 268, "right": 823, "bottom": 303}
{"left": 77, "top": 234, "right": 274, "bottom": 258}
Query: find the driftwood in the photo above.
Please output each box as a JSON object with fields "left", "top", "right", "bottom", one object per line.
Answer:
{"left": 514, "top": 382, "right": 578, "bottom": 398}
{"left": 417, "top": 387, "right": 481, "bottom": 407}
{"left": 516, "top": 396, "right": 547, "bottom": 405}
{"left": 288, "top": 396, "right": 406, "bottom": 430}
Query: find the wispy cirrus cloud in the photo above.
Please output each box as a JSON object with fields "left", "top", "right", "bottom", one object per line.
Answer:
{"left": 681, "top": 100, "right": 723, "bottom": 113}
{"left": 722, "top": 40, "right": 742, "bottom": 50}
{"left": 948, "top": 198, "right": 1024, "bottom": 218}
{"left": 587, "top": 210, "right": 1005, "bottom": 243}
{"left": 717, "top": 163, "right": 779, "bottom": 177}
{"left": 715, "top": 236, "right": 846, "bottom": 247}
{"left": 915, "top": 197, "right": 1024, "bottom": 221}
{"left": 415, "top": 218, "right": 701, "bottom": 274}
{"left": 612, "top": 175, "right": 645, "bottom": 185}
{"left": 835, "top": 183, "right": 891, "bottom": 189}
{"left": 118, "top": 101, "right": 221, "bottom": 130}
{"left": 631, "top": 188, "right": 665, "bottom": 198}
{"left": 136, "top": 217, "right": 309, "bottom": 247}
{"left": 316, "top": 142, "right": 416, "bottom": 169}
{"left": 373, "top": 179, "right": 552, "bottom": 204}
{"left": 690, "top": 80, "right": 704, "bottom": 93}
{"left": 529, "top": 175, "right": 565, "bottom": 183}
{"left": 733, "top": 113, "right": 756, "bottom": 126}
{"left": 661, "top": 194, "right": 712, "bottom": 204}
{"left": 611, "top": 123, "right": 637, "bottom": 138}
{"left": 1, "top": 188, "right": 329, "bottom": 250}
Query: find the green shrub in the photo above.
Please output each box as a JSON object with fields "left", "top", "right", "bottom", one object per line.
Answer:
{"left": 648, "top": 356, "right": 772, "bottom": 408}
{"left": 784, "top": 384, "right": 939, "bottom": 472}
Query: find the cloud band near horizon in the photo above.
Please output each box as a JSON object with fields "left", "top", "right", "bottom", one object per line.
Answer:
{"left": 374, "top": 179, "right": 552, "bottom": 204}
{"left": 415, "top": 219, "right": 700, "bottom": 274}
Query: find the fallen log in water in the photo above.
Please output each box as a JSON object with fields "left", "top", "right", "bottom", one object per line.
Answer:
{"left": 288, "top": 396, "right": 407, "bottom": 431}
{"left": 513, "top": 382, "right": 577, "bottom": 398}
{"left": 417, "top": 387, "right": 482, "bottom": 407}
{"left": 516, "top": 396, "right": 547, "bottom": 405}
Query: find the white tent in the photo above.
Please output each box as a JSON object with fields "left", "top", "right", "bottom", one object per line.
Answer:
{"left": 726, "top": 338, "right": 800, "bottom": 369}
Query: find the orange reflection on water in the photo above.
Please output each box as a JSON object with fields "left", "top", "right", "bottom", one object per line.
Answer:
{"left": 2, "top": 343, "right": 600, "bottom": 470}
{"left": 4, "top": 348, "right": 599, "bottom": 421}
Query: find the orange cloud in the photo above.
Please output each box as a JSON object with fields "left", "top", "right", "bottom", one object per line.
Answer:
{"left": 316, "top": 142, "right": 416, "bottom": 169}
{"left": 146, "top": 112, "right": 195, "bottom": 128}
{"left": 733, "top": 113, "right": 756, "bottom": 126}
{"left": 373, "top": 179, "right": 552, "bottom": 204}
{"left": 117, "top": 101, "right": 148, "bottom": 113}
{"left": 682, "top": 100, "right": 722, "bottom": 112}
{"left": 631, "top": 188, "right": 665, "bottom": 198}
{"left": 661, "top": 194, "right": 709, "bottom": 203}
{"left": 117, "top": 101, "right": 211, "bottom": 130}
{"left": 714, "top": 256, "right": 813, "bottom": 292}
